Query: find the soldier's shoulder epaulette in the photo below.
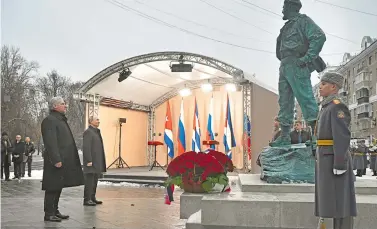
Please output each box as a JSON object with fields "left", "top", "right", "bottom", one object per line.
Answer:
{"left": 333, "top": 99, "right": 341, "bottom": 104}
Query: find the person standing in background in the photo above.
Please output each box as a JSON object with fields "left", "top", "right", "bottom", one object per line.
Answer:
{"left": 12, "top": 135, "right": 24, "bottom": 179}
{"left": 82, "top": 116, "right": 106, "bottom": 206}
{"left": 22, "top": 137, "right": 35, "bottom": 177}
{"left": 290, "top": 120, "right": 310, "bottom": 144}
{"left": 355, "top": 140, "right": 367, "bottom": 177}
{"left": 1, "top": 132, "right": 13, "bottom": 181}
{"left": 370, "top": 146, "right": 377, "bottom": 176}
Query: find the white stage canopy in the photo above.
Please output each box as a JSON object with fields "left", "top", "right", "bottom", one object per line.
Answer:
{"left": 76, "top": 52, "right": 277, "bottom": 110}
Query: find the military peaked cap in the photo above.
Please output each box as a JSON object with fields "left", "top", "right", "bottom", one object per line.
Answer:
{"left": 320, "top": 72, "right": 344, "bottom": 89}
{"left": 284, "top": 0, "right": 302, "bottom": 8}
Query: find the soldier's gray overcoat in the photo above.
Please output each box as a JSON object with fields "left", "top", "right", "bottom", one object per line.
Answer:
{"left": 370, "top": 149, "right": 377, "bottom": 171}
{"left": 314, "top": 98, "right": 357, "bottom": 218}
{"left": 354, "top": 144, "right": 367, "bottom": 170}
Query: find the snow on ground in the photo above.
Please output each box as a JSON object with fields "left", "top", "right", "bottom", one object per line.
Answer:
{"left": 21, "top": 170, "right": 44, "bottom": 180}
{"left": 354, "top": 168, "right": 377, "bottom": 180}
{"left": 98, "top": 181, "right": 165, "bottom": 188}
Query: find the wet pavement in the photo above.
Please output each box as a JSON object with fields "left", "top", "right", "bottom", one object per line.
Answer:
{"left": 1, "top": 179, "right": 184, "bottom": 229}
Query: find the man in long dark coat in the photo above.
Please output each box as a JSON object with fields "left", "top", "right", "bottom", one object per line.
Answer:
{"left": 82, "top": 116, "right": 106, "bottom": 206}
{"left": 22, "top": 137, "right": 35, "bottom": 177}
{"left": 354, "top": 140, "right": 367, "bottom": 177}
{"left": 12, "top": 135, "right": 25, "bottom": 179}
{"left": 1, "top": 132, "right": 13, "bottom": 181}
{"left": 315, "top": 72, "right": 356, "bottom": 229}
{"left": 41, "top": 96, "right": 84, "bottom": 222}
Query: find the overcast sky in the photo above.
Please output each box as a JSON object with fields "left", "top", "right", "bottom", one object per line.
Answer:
{"left": 2, "top": 0, "right": 376, "bottom": 90}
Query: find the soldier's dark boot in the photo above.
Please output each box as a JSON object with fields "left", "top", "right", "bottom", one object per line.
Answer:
{"left": 269, "top": 125, "right": 291, "bottom": 147}
{"left": 373, "top": 170, "right": 377, "bottom": 176}
{"left": 362, "top": 168, "right": 366, "bottom": 175}
{"left": 356, "top": 170, "right": 362, "bottom": 177}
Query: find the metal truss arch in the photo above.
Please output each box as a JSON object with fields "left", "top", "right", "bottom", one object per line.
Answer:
{"left": 78, "top": 51, "right": 245, "bottom": 93}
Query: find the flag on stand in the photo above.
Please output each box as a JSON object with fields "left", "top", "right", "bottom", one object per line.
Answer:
{"left": 223, "top": 94, "right": 236, "bottom": 159}
{"left": 206, "top": 95, "right": 215, "bottom": 149}
{"left": 164, "top": 100, "right": 174, "bottom": 159}
{"left": 244, "top": 114, "right": 252, "bottom": 160}
{"left": 178, "top": 99, "right": 186, "bottom": 155}
{"left": 192, "top": 98, "right": 201, "bottom": 152}
{"left": 164, "top": 184, "right": 175, "bottom": 205}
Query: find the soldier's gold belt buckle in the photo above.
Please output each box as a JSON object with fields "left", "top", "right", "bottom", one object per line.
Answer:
{"left": 316, "top": 139, "right": 333, "bottom": 146}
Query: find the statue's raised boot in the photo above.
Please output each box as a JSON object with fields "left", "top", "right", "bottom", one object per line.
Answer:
{"left": 269, "top": 125, "right": 291, "bottom": 147}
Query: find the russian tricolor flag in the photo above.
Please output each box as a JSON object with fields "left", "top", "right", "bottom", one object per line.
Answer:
{"left": 223, "top": 94, "right": 236, "bottom": 159}
{"left": 206, "top": 95, "right": 215, "bottom": 149}
{"left": 178, "top": 99, "right": 186, "bottom": 155}
{"left": 192, "top": 98, "right": 201, "bottom": 152}
{"left": 164, "top": 100, "right": 174, "bottom": 158}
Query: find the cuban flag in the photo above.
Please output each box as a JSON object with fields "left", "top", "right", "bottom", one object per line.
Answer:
{"left": 192, "top": 98, "right": 201, "bottom": 152}
{"left": 178, "top": 99, "right": 186, "bottom": 155}
{"left": 206, "top": 95, "right": 215, "bottom": 149}
{"left": 244, "top": 114, "right": 252, "bottom": 160}
{"left": 164, "top": 100, "right": 174, "bottom": 158}
{"left": 223, "top": 94, "right": 236, "bottom": 159}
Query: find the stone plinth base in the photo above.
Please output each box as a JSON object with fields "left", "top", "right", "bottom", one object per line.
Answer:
{"left": 182, "top": 173, "right": 377, "bottom": 229}
{"left": 239, "top": 174, "right": 377, "bottom": 194}
{"left": 186, "top": 192, "right": 377, "bottom": 229}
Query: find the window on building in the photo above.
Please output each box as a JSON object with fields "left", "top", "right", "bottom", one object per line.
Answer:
{"left": 362, "top": 60, "right": 366, "bottom": 66}
{"left": 356, "top": 104, "right": 370, "bottom": 114}
{"left": 353, "top": 93, "right": 356, "bottom": 103}
{"left": 353, "top": 67, "right": 356, "bottom": 75}
{"left": 361, "top": 121, "right": 369, "bottom": 130}
{"left": 369, "top": 56, "right": 372, "bottom": 65}
{"left": 356, "top": 88, "right": 369, "bottom": 99}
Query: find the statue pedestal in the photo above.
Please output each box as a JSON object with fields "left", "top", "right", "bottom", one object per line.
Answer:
{"left": 260, "top": 144, "right": 315, "bottom": 184}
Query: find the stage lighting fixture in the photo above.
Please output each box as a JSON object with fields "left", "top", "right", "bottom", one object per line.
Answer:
{"left": 179, "top": 88, "right": 191, "bottom": 97}
{"left": 225, "top": 83, "right": 237, "bottom": 92}
{"left": 119, "top": 118, "right": 127, "bottom": 123}
{"left": 201, "top": 83, "right": 213, "bottom": 92}
{"left": 170, "top": 63, "right": 193, "bottom": 72}
{"left": 118, "top": 68, "right": 132, "bottom": 82}
{"left": 170, "top": 55, "right": 193, "bottom": 72}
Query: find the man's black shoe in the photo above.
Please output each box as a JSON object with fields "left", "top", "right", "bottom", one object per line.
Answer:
{"left": 83, "top": 200, "right": 96, "bottom": 206}
{"left": 44, "top": 216, "right": 62, "bottom": 222}
{"left": 92, "top": 199, "right": 103, "bottom": 204}
{"left": 28, "top": 174, "right": 31, "bottom": 177}
{"left": 56, "top": 212, "right": 69, "bottom": 219}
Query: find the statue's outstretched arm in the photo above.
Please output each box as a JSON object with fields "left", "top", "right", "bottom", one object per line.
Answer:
{"left": 300, "top": 17, "right": 326, "bottom": 64}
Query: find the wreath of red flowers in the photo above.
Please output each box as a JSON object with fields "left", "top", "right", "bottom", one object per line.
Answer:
{"left": 166, "top": 150, "right": 232, "bottom": 192}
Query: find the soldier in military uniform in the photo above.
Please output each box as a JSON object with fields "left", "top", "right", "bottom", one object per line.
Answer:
{"left": 370, "top": 145, "right": 377, "bottom": 176}
{"left": 354, "top": 140, "right": 367, "bottom": 177}
{"left": 314, "top": 72, "right": 356, "bottom": 229}
{"left": 271, "top": 0, "right": 327, "bottom": 146}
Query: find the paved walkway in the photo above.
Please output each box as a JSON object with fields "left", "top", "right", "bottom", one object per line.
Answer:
{"left": 1, "top": 180, "right": 184, "bottom": 229}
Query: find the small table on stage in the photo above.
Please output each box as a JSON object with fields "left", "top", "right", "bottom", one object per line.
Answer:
{"left": 202, "top": 140, "right": 219, "bottom": 151}
{"left": 148, "top": 141, "right": 164, "bottom": 171}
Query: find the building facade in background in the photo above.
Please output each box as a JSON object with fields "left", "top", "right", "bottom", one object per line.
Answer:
{"left": 314, "top": 36, "right": 377, "bottom": 140}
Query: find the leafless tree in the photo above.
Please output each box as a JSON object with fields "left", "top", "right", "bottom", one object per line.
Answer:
{"left": 1, "top": 45, "right": 39, "bottom": 139}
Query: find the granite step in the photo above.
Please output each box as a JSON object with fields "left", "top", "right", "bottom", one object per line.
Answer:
{"left": 239, "top": 174, "right": 377, "bottom": 194}
{"left": 199, "top": 192, "right": 377, "bottom": 229}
